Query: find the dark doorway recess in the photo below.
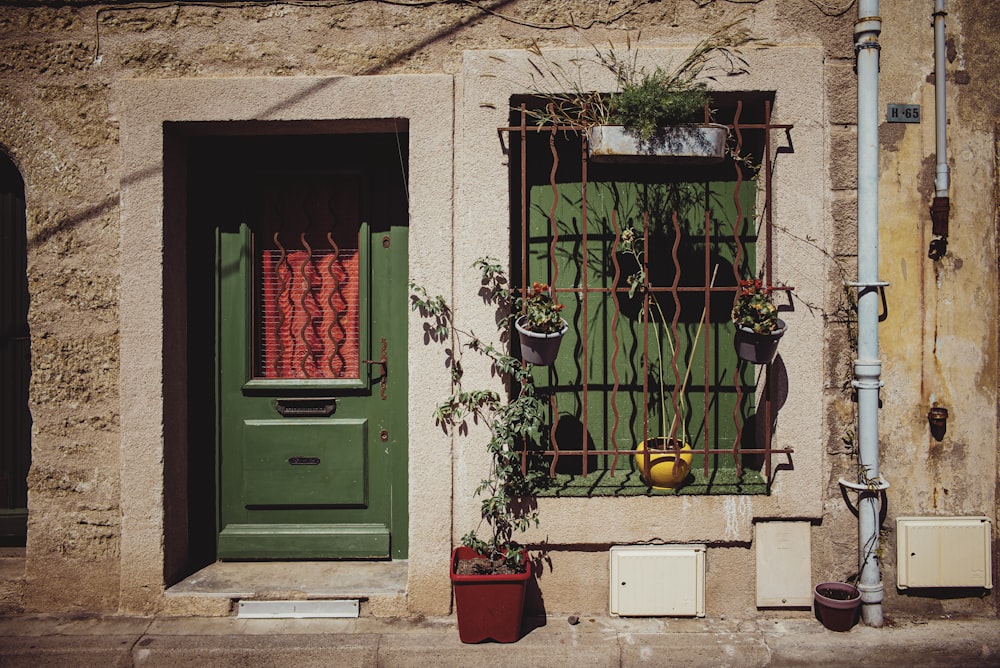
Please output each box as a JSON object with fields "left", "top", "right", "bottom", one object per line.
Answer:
{"left": 171, "top": 129, "right": 410, "bottom": 580}
{"left": 0, "top": 153, "right": 30, "bottom": 546}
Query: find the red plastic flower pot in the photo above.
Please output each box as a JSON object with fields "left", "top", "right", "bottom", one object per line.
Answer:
{"left": 450, "top": 546, "right": 531, "bottom": 643}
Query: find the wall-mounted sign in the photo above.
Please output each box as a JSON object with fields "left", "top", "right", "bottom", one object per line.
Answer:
{"left": 887, "top": 104, "right": 921, "bottom": 123}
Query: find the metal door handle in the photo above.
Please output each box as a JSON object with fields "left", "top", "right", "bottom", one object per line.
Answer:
{"left": 361, "top": 359, "right": 386, "bottom": 375}
{"left": 362, "top": 337, "right": 388, "bottom": 400}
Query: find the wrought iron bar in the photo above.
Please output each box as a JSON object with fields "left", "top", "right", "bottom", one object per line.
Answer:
{"left": 609, "top": 209, "right": 623, "bottom": 476}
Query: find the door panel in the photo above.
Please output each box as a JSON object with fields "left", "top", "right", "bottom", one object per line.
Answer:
{"left": 217, "top": 165, "right": 405, "bottom": 560}
{"left": 242, "top": 418, "right": 368, "bottom": 507}
{"left": 217, "top": 523, "right": 390, "bottom": 560}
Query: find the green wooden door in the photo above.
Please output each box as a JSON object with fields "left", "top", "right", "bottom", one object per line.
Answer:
{"left": 217, "top": 170, "right": 407, "bottom": 560}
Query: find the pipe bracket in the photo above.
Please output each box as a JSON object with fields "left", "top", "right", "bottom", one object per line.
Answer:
{"left": 845, "top": 281, "right": 889, "bottom": 288}
{"left": 851, "top": 379, "right": 883, "bottom": 390}
{"left": 846, "top": 282, "right": 889, "bottom": 319}
{"left": 838, "top": 476, "right": 890, "bottom": 492}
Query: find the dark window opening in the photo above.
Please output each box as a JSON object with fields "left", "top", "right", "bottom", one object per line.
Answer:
{"left": 0, "top": 153, "right": 30, "bottom": 545}
{"left": 254, "top": 175, "right": 363, "bottom": 381}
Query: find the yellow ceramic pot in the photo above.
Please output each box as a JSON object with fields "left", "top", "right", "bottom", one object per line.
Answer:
{"left": 635, "top": 438, "right": 694, "bottom": 489}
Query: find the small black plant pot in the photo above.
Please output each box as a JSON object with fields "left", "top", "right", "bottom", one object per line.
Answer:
{"left": 515, "top": 316, "right": 568, "bottom": 366}
{"left": 814, "top": 582, "right": 861, "bottom": 632}
{"left": 734, "top": 319, "right": 786, "bottom": 364}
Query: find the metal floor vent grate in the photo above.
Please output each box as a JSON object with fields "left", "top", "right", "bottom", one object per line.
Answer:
{"left": 237, "top": 599, "right": 360, "bottom": 619}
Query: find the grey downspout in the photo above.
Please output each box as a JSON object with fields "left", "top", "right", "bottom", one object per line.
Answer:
{"left": 851, "top": 0, "right": 886, "bottom": 628}
{"left": 929, "top": 0, "right": 950, "bottom": 260}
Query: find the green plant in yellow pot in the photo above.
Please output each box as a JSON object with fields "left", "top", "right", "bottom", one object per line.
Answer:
{"left": 620, "top": 227, "right": 715, "bottom": 490}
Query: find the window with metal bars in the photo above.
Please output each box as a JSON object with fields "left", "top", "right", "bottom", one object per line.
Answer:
{"left": 505, "top": 93, "right": 792, "bottom": 495}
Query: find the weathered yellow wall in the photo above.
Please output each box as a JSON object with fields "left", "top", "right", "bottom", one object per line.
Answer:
{"left": 876, "top": 0, "right": 998, "bottom": 616}
{"left": 0, "top": 0, "right": 995, "bottom": 619}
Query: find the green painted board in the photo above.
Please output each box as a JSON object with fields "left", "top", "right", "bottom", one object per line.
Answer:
{"left": 242, "top": 419, "right": 368, "bottom": 507}
{"left": 218, "top": 523, "right": 390, "bottom": 559}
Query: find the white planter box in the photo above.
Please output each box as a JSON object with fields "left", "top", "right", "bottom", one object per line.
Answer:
{"left": 587, "top": 124, "right": 728, "bottom": 163}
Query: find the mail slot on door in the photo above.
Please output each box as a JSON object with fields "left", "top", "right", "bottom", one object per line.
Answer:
{"left": 274, "top": 398, "right": 336, "bottom": 417}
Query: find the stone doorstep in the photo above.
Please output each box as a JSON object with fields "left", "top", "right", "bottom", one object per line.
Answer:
{"left": 163, "top": 559, "right": 409, "bottom": 617}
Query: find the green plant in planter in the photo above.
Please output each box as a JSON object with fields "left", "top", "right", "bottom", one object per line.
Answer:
{"left": 410, "top": 258, "right": 549, "bottom": 572}
{"left": 520, "top": 281, "right": 567, "bottom": 334}
{"left": 524, "top": 18, "right": 758, "bottom": 138}
{"left": 605, "top": 67, "right": 709, "bottom": 141}
{"left": 732, "top": 277, "right": 779, "bottom": 335}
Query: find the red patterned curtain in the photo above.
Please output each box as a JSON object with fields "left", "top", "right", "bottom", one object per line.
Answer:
{"left": 260, "top": 245, "right": 359, "bottom": 379}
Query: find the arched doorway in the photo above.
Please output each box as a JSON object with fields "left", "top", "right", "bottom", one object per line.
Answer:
{"left": 0, "top": 153, "right": 29, "bottom": 546}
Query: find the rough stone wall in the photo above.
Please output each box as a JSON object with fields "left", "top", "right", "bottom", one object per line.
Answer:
{"left": 1, "top": 4, "right": 122, "bottom": 611}
{"left": 0, "top": 0, "right": 995, "bottom": 618}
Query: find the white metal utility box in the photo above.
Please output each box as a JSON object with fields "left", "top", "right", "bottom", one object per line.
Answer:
{"left": 609, "top": 544, "right": 706, "bottom": 617}
{"left": 755, "top": 520, "right": 812, "bottom": 607}
{"left": 896, "top": 516, "right": 993, "bottom": 589}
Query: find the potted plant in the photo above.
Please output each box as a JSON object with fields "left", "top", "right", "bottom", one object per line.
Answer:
{"left": 585, "top": 41, "right": 729, "bottom": 163}
{"left": 619, "top": 226, "right": 718, "bottom": 489}
{"left": 410, "top": 258, "right": 549, "bottom": 643}
{"left": 731, "top": 277, "right": 786, "bottom": 364}
{"left": 524, "top": 20, "right": 757, "bottom": 162}
{"left": 817, "top": 467, "right": 885, "bottom": 631}
{"left": 514, "top": 281, "right": 568, "bottom": 366}
{"left": 813, "top": 581, "right": 861, "bottom": 631}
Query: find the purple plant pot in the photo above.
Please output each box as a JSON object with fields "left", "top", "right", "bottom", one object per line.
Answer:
{"left": 515, "top": 316, "right": 568, "bottom": 366}
{"left": 814, "top": 582, "right": 862, "bottom": 632}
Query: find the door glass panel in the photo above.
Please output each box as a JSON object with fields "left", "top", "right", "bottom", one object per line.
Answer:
{"left": 256, "top": 176, "right": 361, "bottom": 380}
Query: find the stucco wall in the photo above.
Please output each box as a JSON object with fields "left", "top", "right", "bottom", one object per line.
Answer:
{"left": 0, "top": 0, "right": 995, "bottom": 620}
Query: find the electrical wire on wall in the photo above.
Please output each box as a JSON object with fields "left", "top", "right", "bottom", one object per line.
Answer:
{"left": 92, "top": 0, "right": 668, "bottom": 64}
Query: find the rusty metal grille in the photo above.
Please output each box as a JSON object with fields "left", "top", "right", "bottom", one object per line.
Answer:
{"left": 504, "top": 94, "right": 793, "bottom": 493}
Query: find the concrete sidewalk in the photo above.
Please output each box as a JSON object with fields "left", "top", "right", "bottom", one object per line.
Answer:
{"left": 0, "top": 612, "right": 997, "bottom": 667}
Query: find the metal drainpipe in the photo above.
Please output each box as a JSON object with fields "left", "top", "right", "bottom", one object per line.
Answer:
{"left": 929, "top": 0, "right": 950, "bottom": 260}
{"left": 852, "top": 0, "right": 886, "bottom": 628}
